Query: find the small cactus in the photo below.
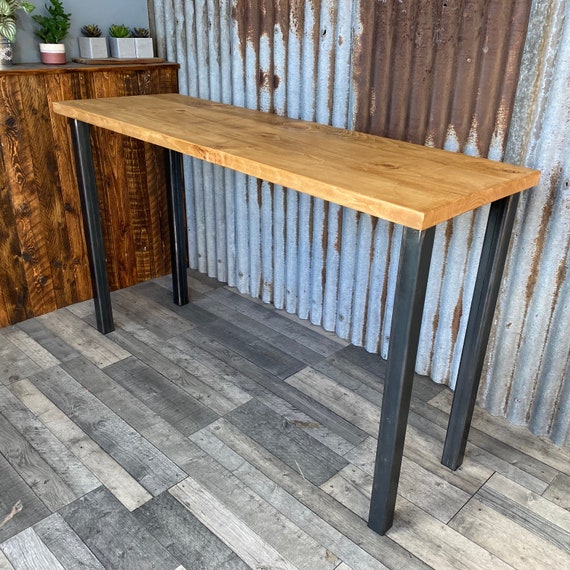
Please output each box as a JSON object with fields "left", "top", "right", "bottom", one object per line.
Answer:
{"left": 132, "top": 27, "right": 150, "bottom": 38}
{"left": 80, "top": 24, "right": 102, "bottom": 37}
{"left": 108, "top": 24, "right": 131, "bottom": 38}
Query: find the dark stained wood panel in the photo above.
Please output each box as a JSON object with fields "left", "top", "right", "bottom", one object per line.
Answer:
{"left": 0, "top": 63, "right": 179, "bottom": 328}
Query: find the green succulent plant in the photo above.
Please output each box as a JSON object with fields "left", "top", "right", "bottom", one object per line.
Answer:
{"left": 132, "top": 27, "right": 150, "bottom": 38}
{"left": 32, "top": 0, "right": 71, "bottom": 44}
{"left": 108, "top": 23, "right": 130, "bottom": 38}
{"left": 80, "top": 23, "right": 101, "bottom": 38}
{"left": 0, "top": 0, "right": 35, "bottom": 43}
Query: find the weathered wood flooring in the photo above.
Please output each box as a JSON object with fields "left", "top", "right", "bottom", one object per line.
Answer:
{"left": 0, "top": 270, "right": 569, "bottom": 570}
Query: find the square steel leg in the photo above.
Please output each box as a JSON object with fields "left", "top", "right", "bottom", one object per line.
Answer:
{"left": 69, "top": 119, "right": 114, "bottom": 334}
{"left": 368, "top": 225, "right": 435, "bottom": 534}
{"left": 165, "top": 149, "right": 189, "bottom": 306}
{"left": 442, "top": 195, "right": 520, "bottom": 470}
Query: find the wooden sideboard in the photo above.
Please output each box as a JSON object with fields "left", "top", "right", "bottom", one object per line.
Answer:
{"left": 0, "top": 62, "right": 179, "bottom": 327}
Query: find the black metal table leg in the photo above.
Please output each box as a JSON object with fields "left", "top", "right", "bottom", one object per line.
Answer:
{"left": 69, "top": 119, "right": 114, "bottom": 334}
{"left": 368, "top": 225, "right": 435, "bottom": 535}
{"left": 165, "top": 149, "right": 189, "bottom": 305}
{"left": 442, "top": 195, "right": 520, "bottom": 470}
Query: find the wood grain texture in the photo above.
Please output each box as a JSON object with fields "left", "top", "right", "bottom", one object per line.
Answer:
{"left": 171, "top": 478, "right": 301, "bottom": 570}
{"left": 28, "top": 366, "right": 186, "bottom": 496}
{"left": 192, "top": 424, "right": 389, "bottom": 570}
{"left": 1, "top": 528, "right": 65, "bottom": 570}
{"left": 10, "top": 378, "right": 151, "bottom": 512}
{"left": 0, "top": 452, "right": 50, "bottom": 543}
{"left": 51, "top": 93, "right": 540, "bottom": 230}
{"left": 60, "top": 487, "right": 182, "bottom": 570}
{"left": 133, "top": 492, "right": 249, "bottom": 570}
{"left": 226, "top": 398, "right": 348, "bottom": 486}
{"left": 0, "top": 384, "right": 100, "bottom": 499}
{"left": 173, "top": 449, "right": 341, "bottom": 570}
{"left": 104, "top": 356, "right": 219, "bottom": 436}
{"left": 0, "top": 64, "right": 179, "bottom": 327}
{"left": 0, "top": 279, "right": 569, "bottom": 568}
{"left": 34, "top": 513, "right": 105, "bottom": 570}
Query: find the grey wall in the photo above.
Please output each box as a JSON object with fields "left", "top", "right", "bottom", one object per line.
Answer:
{"left": 13, "top": 0, "right": 149, "bottom": 63}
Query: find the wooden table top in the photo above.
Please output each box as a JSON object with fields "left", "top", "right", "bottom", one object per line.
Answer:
{"left": 52, "top": 93, "right": 539, "bottom": 230}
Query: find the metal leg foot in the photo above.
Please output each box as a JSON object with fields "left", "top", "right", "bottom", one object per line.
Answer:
{"left": 69, "top": 119, "right": 114, "bottom": 334}
{"left": 442, "top": 195, "right": 520, "bottom": 470}
{"left": 368, "top": 225, "right": 435, "bottom": 534}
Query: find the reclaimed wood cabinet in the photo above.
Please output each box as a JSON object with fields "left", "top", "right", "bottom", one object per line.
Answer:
{"left": 0, "top": 62, "right": 179, "bottom": 327}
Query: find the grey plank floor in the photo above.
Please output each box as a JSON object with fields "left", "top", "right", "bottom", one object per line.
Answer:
{"left": 1, "top": 270, "right": 569, "bottom": 570}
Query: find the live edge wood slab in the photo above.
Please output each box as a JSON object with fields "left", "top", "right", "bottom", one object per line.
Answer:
{"left": 52, "top": 93, "right": 539, "bottom": 536}
{"left": 52, "top": 93, "right": 539, "bottom": 230}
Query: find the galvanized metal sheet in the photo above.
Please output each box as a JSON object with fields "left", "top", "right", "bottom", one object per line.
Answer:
{"left": 148, "top": 0, "right": 569, "bottom": 446}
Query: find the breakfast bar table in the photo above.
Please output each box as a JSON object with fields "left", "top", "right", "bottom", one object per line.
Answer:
{"left": 52, "top": 94, "right": 539, "bottom": 535}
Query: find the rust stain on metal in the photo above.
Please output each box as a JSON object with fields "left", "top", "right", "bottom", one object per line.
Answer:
{"left": 233, "top": 0, "right": 311, "bottom": 60}
{"left": 351, "top": 0, "right": 532, "bottom": 156}
{"left": 525, "top": 167, "right": 558, "bottom": 303}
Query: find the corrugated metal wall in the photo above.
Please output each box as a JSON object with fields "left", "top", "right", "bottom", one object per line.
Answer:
{"left": 149, "top": 0, "right": 569, "bottom": 445}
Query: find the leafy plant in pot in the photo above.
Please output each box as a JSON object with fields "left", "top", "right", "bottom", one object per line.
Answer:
{"left": 132, "top": 26, "right": 153, "bottom": 58}
{"left": 79, "top": 24, "right": 108, "bottom": 59}
{"left": 0, "top": 0, "right": 34, "bottom": 66}
{"left": 32, "top": 0, "right": 70, "bottom": 65}
{"left": 108, "top": 23, "right": 134, "bottom": 59}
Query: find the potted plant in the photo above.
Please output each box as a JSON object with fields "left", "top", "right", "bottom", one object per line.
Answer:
{"left": 108, "top": 23, "right": 134, "bottom": 58}
{"left": 79, "top": 24, "right": 107, "bottom": 59}
{"left": 132, "top": 26, "right": 153, "bottom": 59}
{"left": 32, "top": 0, "right": 70, "bottom": 65}
{"left": 0, "top": 0, "right": 34, "bottom": 66}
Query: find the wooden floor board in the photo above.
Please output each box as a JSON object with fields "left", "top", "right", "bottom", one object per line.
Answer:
{"left": 0, "top": 335, "right": 41, "bottom": 387}
{"left": 108, "top": 328, "right": 239, "bottom": 416}
{"left": 206, "top": 287, "right": 345, "bottom": 356}
{"left": 180, "top": 327, "right": 368, "bottom": 446}
{"left": 1, "top": 273, "right": 569, "bottom": 569}
{"left": 0, "top": 410, "right": 77, "bottom": 512}
{"left": 33, "top": 513, "right": 105, "bottom": 570}
{"left": 1, "top": 528, "right": 65, "bottom": 570}
{"left": 543, "top": 473, "right": 570, "bottom": 511}
{"left": 37, "top": 310, "right": 129, "bottom": 369}
{"left": 133, "top": 492, "right": 249, "bottom": 570}
{"left": 226, "top": 398, "right": 348, "bottom": 486}
{"left": 0, "top": 453, "right": 51, "bottom": 544}
{"left": 104, "top": 356, "right": 219, "bottom": 436}
{"left": 0, "top": 385, "right": 100, "bottom": 499}
{"left": 0, "top": 551, "right": 15, "bottom": 570}
{"left": 9, "top": 378, "right": 151, "bottom": 512}
{"left": 60, "top": 488, "right": 182, "bottom": 570}
{"left": 1, "top": 327, "right": 60, "bottom": 370}
{"left": 195, "top": 294, "right": 327, "bottom": 365}
{"left": 16, "top": 319, "right": 80, "bottom": 364}
{"left": 191, "top": 426, "right": 389, "bottom": 570}
{"left": 27, "top": 367, "right": 186, "bottom": 497}
{"left": 61, "top": 356, "right": 206, "bottom": 473}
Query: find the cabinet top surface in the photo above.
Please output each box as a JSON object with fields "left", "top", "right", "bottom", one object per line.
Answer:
{"left": 0, "top": 62, "right": 178, "bottom": 75}
{"left": 53, "top": 93, "right": 539, "bottom": 229}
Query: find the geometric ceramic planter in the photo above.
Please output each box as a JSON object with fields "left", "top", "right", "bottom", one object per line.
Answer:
{"left": 134, "top": 37, "right": 153, "bottom": 58}
{"left": 39, "top": 43, "right": 66, "bottom": 64}
{"left": 79, "top": 37, "right": 108, "bottom": 59}
{"left": 109, "top": 37, "right": 135, "bottom": 58}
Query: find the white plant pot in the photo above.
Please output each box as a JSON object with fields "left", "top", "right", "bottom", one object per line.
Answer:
{"left": 134, "top": 37, "right": 154, "bottom": 58}
{"left": 79, "top": 37, "right": 108, "bottom": 59}
{"left": 39, "top": 43, "right": 66, "bottom": 65}
{"left": 109, "top": 37, "right": 136, "bottom": 58}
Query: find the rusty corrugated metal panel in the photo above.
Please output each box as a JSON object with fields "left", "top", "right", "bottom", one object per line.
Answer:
{"left": 147, "top": 1, "right": 570, "bottom": 444}
{"left": 482, "top": 0, "right": 570, "bottom": 445}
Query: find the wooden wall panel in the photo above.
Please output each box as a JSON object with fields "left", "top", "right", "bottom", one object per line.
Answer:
{"left": 0, "top": 63, "right": 179, "bottom": 327}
